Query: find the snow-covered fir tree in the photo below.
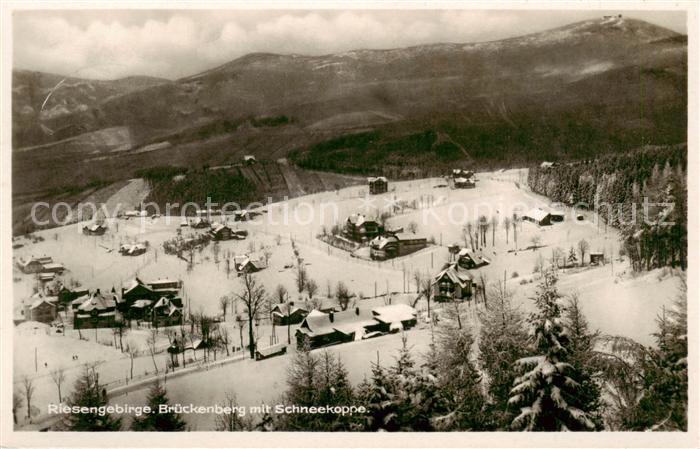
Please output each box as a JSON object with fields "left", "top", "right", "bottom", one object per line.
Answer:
{"left": 508, "top": 268, "right": 597, "bottom": 431}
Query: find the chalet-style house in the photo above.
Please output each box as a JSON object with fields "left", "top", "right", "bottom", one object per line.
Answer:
{"left": 432, "top": 263, "right": 477, "bottom": 302}
{"left": 83, "top": 223, "right": 107, "bottom": 236}
{"left": 344, "top": 214, "right": 382, "bottom": 242}
{"left": 370, "top": 232, "right": 427, "bottom": 260}
{"left": 243, "top": 155, "right": 257, "bottom": 165}
{"left": 153, "top": 296, "right": 183, "bottom": 327}
{"left": 371, "top": 304, "right": 418, "bottom": 332}
{"left": 27, "top": 297, "right": 58, "bottom": 324}
{"left": 119, "top": 277, "right": 183, "bottom": 322}
{"left": 295, "top": 304, "right": 417, "bottom": 349}
{"left": 456, "top": 249, "right": 491, "bottom": 269}
{"left": 18, "top": 256, "right": 55, "bottom": 274}
{"left": 523, "top": 208, "right": 552, "bottom": 226}
{"left": 209, "top": 223, "right": 240, "bottom": 240}
{"left": 74, "top": 290, "right": 119, "bottom": 329}
{"left": 271, "top": 302, "right": 310, "bottom": 325}
{"left": 540, "top": 161, "right": 556, "bottom": 169}
{"left": 235, "top": 257, "right": 267, "bottom": 275}
{"left": 58, "top": 285, "right": 89, "bottom": 308}
{"left": 368, "top": 177, "right": 388, "bottom": 195}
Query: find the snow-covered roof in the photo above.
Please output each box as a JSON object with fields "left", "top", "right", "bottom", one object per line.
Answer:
{"left": 131, "top": 299, "right": 153, "bottom": 308}
{"left": 458, "top": 249, "right": 491, "bottom": 265}
{"left": 371, "top": 304, "right": 416, "bottom": 324}
{"left": 300, "top": 308, "right": 375, "bottom": 337}
{"left": 524, "top": 207, "right": 551, "bottom": 222}
{"left": 78, "top": 292, "right": 117, "bottom": 312}
{"left": 368, "top": 176, "right": 388, "bottom": 183}
{"left": 433, "top": 264, "right": 474, "bottom": 287}
{"left": 346, "top": 213, "right": 367, "bottom": 226}
{"left": 30, "top": 298, "right": 56, "bottom": 309}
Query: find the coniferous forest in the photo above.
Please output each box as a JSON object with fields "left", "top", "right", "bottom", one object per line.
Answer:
{"left": 528, "top": 144, "right": 687, "bottom": 271}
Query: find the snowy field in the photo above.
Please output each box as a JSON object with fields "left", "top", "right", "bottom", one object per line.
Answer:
{"left": 11, "top": 169, "right": 683, "bottom": 429}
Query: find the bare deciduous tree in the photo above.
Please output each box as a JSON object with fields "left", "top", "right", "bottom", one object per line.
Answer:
{"left": 305, "top": 279, "right": 319, "bottom": 301}
{"left": 50, "top": 368, "right": 66, "bottom": 403}
{"left": 274, "top": 284, "right": 288, "bottom": 304}
{"left": 219, "top": 295, "right": 230, "bottom": 321}
{"left": 578, "top": 239, "right": 590, "bottom": 267}
{"left": 21, "top": 376, "right": 35, "bottom": 421}
{"left": 234, "top": 273, "right": 267, "bottom": 359}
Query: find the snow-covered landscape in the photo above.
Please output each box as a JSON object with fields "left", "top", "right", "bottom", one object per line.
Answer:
{"left": 11, "top": 169, "right": 683, "bottom": 430}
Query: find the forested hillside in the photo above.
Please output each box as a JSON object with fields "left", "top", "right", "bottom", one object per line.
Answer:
{"left": 528, "top": 144, "right": 687, "bottom": 270}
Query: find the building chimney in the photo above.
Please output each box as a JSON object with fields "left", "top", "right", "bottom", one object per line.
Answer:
{"left": 329, "top": 311, "right": 334, "bottom": 323}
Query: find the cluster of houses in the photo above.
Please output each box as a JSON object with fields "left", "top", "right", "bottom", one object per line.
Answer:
{"left": 22, "top": 277, "right": 185, "bottom": 329}
{"left": 451, "top": 169, "right": 476, "bottom": 189}
{"left": 341, "top": 213, "right": 428, "bottom": 260}
{"left": 431, "top": 247, "right": 491, "bottom": 302}
{"left": 294, "top": 303, "right": 418, "bottom": 349}
{"left": 18, "top": 256, "right": 65, "bottom": 283}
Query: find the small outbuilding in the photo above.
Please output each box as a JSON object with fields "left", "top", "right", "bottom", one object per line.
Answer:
{"left": 368, "top": 177, "right": 388, "bottom": 195}
{"left": 523, "top": 208, "right": 552, "bottom": 226}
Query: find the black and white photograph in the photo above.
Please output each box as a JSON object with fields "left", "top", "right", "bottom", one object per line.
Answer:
{"left": 1, "top": 1, "right": 697, "bottom": 447}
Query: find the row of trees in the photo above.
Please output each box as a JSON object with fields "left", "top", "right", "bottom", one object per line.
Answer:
{"left": 528, "top": 145, "right": 687, "bottom": 270}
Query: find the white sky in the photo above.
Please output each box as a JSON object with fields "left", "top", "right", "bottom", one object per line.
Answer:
{"left": 12, "top": 9, "right": 687, "bottom": 80}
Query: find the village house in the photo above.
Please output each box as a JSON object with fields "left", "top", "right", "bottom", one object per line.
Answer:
{"left": 454, "top": 176, "right": 476, "bottom": 188}
{"left": 432, "top": 263, "right": 477, "bottom": 302}
{"left": 523, "top": 207, "right": 552, "bottom": 226}
{"left": 295, "top": 307, "right": 380, "bottom": 349}
{"left": 368, "top": 176, "right": 389, "bottom": 195}
{"left": 456, "top": 249, "right": 491, "bottom": 269}
{"left": 243, "top": 155, "right": 257, "bottom": 165}
{"left": 18, "top": 256, "right": 49, "bottom": 274}
{"left": 82, "top": 223, "right": 107, "bottom": 236}
{"left": 255, "top": 343, "right": 287, "bottom": 361}
{"left": 590, "top": 252, "right": 605, "bottom": 265}
{"left": 119, "top": 243, "right": 147, "bottom": 256}
{"left": 271, "top": 302, "right": 310, "bottom": 325}
{"left": 235, "top": 257, "right": 267, "bottom": 275}
{"left": 38, "top": 272, "right": 56, "bottom": 283}
{"left": 74, "top": 290, "right": 119, "bottom": 329}
{"left": 40, "top": 262, "right": 65, "bottom": 274}
{"left": 370, "top": 232, "right": 427, "bottom": 260}
{"left": 28, "top": 298, "right": 57, "bottom": 324}
{"left": 189, "top": 217, "right": 210, "bottom": 229}
{"left": 344, "top": 214, "right": 382, "bottom": 242}
{"left": 148, "top": 279, "right": 182, "bottom": 297}
{"left": 58, "top": 285, "right": 89, "bottom": 309}
{"left": 370, "top": 304, "right": 418, "bottom": 332}
{"left": 295, "top": 304, "right": 418, "bottom": 350}
{"left": 209, "top": 223, "right": 236, "bottom": 240}
{"left": 550, "top": 210, "right": 566, "bottom": 223}
{"left": 121, "top": 277, "right": 156, "bottom": 309}
{"left": 232, "top": 210, "right": 250, "bottom": 221}
{"left": 540, "top": 161, "right": 556, "bottom": 169}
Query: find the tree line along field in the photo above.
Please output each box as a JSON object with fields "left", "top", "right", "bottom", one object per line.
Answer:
{"left": 12, "top": 168, "right": 685, "bottom": 431}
